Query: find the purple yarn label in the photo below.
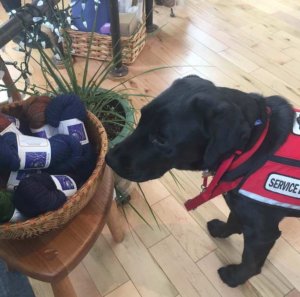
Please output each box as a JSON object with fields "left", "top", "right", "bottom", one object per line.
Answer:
{"left": 25, "top": 152, "right": 47, "bottom": 169}
{"left": 58, "top": 119, "right": 89, "bottom": 145}
{"left": 17, "top": 135, "right": 51, "bottom": 169}
{"left": 67, "top": 123, "right": 87, "bottom": 143}
{"left": 31, "top": 125, "right": 58, "bottom": 139}
{"left": 54, "top": 175, "right": 76, "bottom": 190}
{"left": 33, "top": 130, "right": 47, "bottom": 138}
{"left": 51, "top": 175, "right": 77, "bottom": 197}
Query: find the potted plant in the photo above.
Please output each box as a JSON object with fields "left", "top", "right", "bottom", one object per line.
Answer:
{"left": 0, "top": 0, "right": 155, "bottom": 220}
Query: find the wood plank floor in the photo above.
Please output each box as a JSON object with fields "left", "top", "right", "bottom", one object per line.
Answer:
{"left": 1, "top": 0, "right": 300, "bottom": 296}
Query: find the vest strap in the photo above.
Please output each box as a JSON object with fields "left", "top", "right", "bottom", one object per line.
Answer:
{"left": 184, "top": 108, "right": 271, "bottom": 211}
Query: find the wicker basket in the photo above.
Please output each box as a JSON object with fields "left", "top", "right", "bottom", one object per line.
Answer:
{"left": 64, "top": 22, "right": 146, "bottom": 64}
{"left": 0, "top": 100, "right": 108, "bottom": 239}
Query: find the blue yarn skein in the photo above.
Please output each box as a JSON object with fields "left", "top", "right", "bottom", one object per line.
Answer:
{"left": 45, "top": 94, "right": 87, "bottom": 128}
{"left": 46, "top": 142, "right": 97, "bottom": 186}
{"left": 70, "top": 144, "right": 97, "bottom": 186}
{"left": 13, "top": 173, "right": 67, "bottom": 218}
{"left": 49, "top": 134, "right": 83, "bottom": 173}
{"left": 0, "top": 133, "right": 83, "bottom": 173}
{"left": 0, "top": 133, "right": 20, "bottom": 172}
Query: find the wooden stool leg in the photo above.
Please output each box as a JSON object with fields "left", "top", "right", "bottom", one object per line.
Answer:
{"left": 51, "top": 275, "right": 77, "bottom": 297}
{"left": 106, "top": 200, "right": 124, "bottom": 243}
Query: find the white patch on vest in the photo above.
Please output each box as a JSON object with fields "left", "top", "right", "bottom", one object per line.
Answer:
{"left": 239, "top": 189, "right": 300, "bottom": 210}
{"left": 293, "top": 112, "right": 300, "bottom": 135}
{"left": 265, "top": 173, "right": 300, "bottom": 199}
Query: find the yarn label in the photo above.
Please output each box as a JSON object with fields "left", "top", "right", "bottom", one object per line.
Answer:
{"left": 0, "top": 123, "right": 21, "bottom": 135}
{"left": 51, "top": 175, "right": 77, "bottom": 197}
{"left": 58, "top": 119, "right": 89, "bottom": 145}
{"left": 6, "top": 115, "right": 20, "bottom": 129}
{"left": 17, "top": 134, "right": 51, "bottom": 169}
{"left": 7, "top": 170, "right": 40, "bottom": 191}
{"left": 31, "top": 124, "right": 58, "bottom": 139}
{"left": 9, "top": 209, "right": 26, "bottom": 223}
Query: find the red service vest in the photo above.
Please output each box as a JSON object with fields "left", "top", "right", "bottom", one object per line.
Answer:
{"left": 185, "top": 110, "right": 300, "bottom": 211}
{"left": 239, "top": 110, "right": 300, "bottom": 210}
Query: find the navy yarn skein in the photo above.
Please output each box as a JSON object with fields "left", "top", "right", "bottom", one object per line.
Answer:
{"left": 0, "top": 133, "right": 83, "bottom": 173}
{"left": 45, "top": 94, "right": 87, "bottom": 127}
{"left": 0, "top": 133, "right": 20, "bottom": 172}
{"left": 49, "top": 134, "right": 83, "bottom": 173}
{"left": 13, "top": 173, "right": 67, "bottom": 218}
{"left": 69, "top": 144, "right": 97, "bottom": 186}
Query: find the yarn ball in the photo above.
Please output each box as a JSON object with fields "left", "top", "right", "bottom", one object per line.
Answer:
{"left": 67, "top": 144, "right": 97, "bottom": 186}
{"left": 13, "top": 173, "right": 67, "bottom": 218}
{"left": 45, "top": 93, "right": 87, "bottom": 127}
{"left": 0, "top": 112, "right": 12, "bottom": 132}
{"left": 0, "top": 191, "right": 15, "bottom": 223}
{"left": 0, "top": 133, "right": 20, "bottom": 172}
{"left": 23, "top": 95, "right": 52, "bottom": 129}
{"left": 49, "top": 134, "right": 83, "bottom": 173}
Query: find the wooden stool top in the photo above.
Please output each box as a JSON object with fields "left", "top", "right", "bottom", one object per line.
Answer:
{"left": 0, "top": 166, "right": 114, "bottom": 283}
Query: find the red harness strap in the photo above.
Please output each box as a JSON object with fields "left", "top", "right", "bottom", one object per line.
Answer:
{"left": 184, "top": 111, "right": 271, "bottom": 211}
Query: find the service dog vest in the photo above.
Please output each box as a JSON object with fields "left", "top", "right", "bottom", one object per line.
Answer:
{"left": 185, "top": 110, "right": 300, "bottom": 211}
{"left": 239, "top": 111, "right": 300, "bottom": 210}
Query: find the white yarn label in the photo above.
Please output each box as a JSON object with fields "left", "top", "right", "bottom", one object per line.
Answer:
{"left": 31, "top": 124, "right": 58, "bottom": 139}
{"left": 0, "top": 123, "right": 21, "bottom": 135}
{"left": 9, "top": 209, "right": 26, "bottom": 223}
{"left": 58, "top": 119, "right": 89, "bottom": 145}
{"left": 51, "top": 175, "right": 77, "bottom": 197}
{"left": 5, "top": 115, "right": 20, "bottom": 129}
{"left": 7, "top": 170, "right": 41, "bottom": 191}
{"left": 17, "top": 134, "right": 51, "bottom": 169}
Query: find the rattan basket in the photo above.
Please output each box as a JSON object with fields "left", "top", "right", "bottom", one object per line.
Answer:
{"left": 64, "top": 21, "right": 146, "bottom": 64}
{"left": 0, "top": 100, "right": 108, "bottom": 239}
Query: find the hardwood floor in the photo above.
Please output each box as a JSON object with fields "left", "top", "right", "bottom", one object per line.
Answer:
{"left": 1, "top": 0, "right": 300, "bottom": 296}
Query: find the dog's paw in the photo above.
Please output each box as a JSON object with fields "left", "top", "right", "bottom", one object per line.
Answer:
{"left": 218, "top": 264, "right": 260, "bottom": 287}
{"left": 207, "top": 219, "right": 227, "bottom": 238}
{"left": 218, "top": 265, "right": 243, "bottom": 287}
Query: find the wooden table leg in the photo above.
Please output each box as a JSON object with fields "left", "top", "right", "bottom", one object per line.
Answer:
{"left": 51, "top": 275, "right": 77, "bottom": 297}
{"left": 106, "top": 200, "right": 124, "bottom": 243}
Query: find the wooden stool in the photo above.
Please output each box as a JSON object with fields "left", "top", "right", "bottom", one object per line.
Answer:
{"left": 0, "top": 166, "right": 124, "bottom": 297}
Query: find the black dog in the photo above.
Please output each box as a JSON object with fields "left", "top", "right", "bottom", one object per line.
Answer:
{"left": 106, "top": 75, "right": 300, "bottom": 287}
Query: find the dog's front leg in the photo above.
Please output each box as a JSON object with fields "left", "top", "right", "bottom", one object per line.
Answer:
{"left": 218, "top": 221, "right": 281, "bottom": 287}
{"left": 207, "top": 193, "right": 242, "bottom": 238}
{"left": 207, "top": 211, "right": 242, "bottom": 238}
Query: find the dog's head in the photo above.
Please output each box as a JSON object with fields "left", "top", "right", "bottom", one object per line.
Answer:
{"left": 106, "top": 75, "right": 255, "bottom": 182}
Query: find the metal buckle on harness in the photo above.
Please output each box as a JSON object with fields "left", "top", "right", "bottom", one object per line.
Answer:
{"left": 201, "top": 170, "right": 212, "bottom": 192}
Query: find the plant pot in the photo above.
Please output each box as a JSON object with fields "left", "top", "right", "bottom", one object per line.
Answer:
{"left": 102, "top": 94, "right": 136, "bottom": 204}
{"left": 84, "top": 88, "right": 136, "bottom": 205}
{"left": 109, "top": 97, "right": 135, "bottom": 148}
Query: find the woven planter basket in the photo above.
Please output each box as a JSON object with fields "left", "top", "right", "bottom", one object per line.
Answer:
{"left": 64, "top": 22, "right": 146, "bottom": 64}
{"left": 0, "top": 99, "right": 108, "bottom": 239}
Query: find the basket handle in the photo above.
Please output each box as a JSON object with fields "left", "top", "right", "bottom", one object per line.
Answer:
{"left": 0, "top": 55, "right": 22, "bottom": 103}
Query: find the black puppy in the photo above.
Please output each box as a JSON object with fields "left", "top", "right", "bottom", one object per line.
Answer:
{"left": 106, "top": 75, "right": 300, "bottom": 287}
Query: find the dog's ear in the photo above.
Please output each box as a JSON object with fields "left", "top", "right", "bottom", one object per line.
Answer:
{"left": 193, "top": 95, "right": 252, "bottom": 170}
